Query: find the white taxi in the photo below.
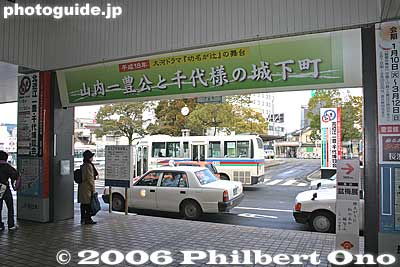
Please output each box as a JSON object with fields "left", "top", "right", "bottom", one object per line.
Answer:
{"left": 103, "top": 166, "right": 244, "bottom": 219}
{"left": 293, "top": 188, "right": 364, "bottom": 233}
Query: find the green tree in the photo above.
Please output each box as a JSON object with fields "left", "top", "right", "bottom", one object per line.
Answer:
{"left": 95, "top": 102, "right": 150, "bottom": 145}
{"left": 306, "top": 89, "right": 362, "bottom": 142}
{"left": 232, "top": 106, "right": 268, "bottom": 134}
{"left": 186, "top": 103, "right": 236, "bottom": 135}
{"left": 146, "top": 99, "right": 198, "bottom": 136}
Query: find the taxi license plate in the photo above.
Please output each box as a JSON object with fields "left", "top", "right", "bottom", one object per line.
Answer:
{"left": 233, "top": 187, "right": 238, "bottom": 195}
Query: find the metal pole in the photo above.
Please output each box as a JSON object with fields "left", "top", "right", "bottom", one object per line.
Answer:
{"left": 109, "top": 186, "right": 112, "bottom": 213}
{"left": 125, "top": 188, "right": 128, "bottom": 215}
{"left": 362, "top": 26, "right": 379, "bottom": 256}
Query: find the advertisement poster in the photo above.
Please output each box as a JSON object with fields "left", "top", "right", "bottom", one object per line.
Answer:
{"left": 17, "top": 73, "right": 40, "bottom": 156}
{"left": 336, "top": 159, "right": 360, "bottom": 254}
{"left": 105, "top": 145, "right": 134, "bottom": 188}
{"left": 18, "top": 158, "right": 42, "bottom": 197}
{"left": 57, "top": 29, "right": 362, "bottom": 107}
{"left": 320, "top": 108, "right": 342, "bottom": 169}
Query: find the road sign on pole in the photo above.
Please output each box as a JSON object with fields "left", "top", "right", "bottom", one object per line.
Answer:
{"left": 336, "top": 159, "right": 360, "bottom": 254}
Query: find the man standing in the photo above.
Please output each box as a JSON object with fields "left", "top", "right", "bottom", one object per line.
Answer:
{"left": 0, "top": 150, "right": 19, "bottom": 231}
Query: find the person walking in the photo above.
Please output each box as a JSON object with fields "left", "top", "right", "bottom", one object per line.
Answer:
{"left": 0, "top": 150, "right": 19, "bottom": 231}
{"left": 78, "top": 150, "right": 98, "bottom": 225}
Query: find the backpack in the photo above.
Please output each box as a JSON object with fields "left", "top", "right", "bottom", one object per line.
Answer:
{"left": 74, "top": 166, "right": 83, "bottom": 184}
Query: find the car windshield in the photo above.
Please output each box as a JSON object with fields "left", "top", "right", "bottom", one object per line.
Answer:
{"left": 195, "top": 169, "right": 218, "bottom": 185}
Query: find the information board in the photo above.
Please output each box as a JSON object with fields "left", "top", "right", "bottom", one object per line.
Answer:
{"left": 336, "top": 159, "right": 360, "bottom": 254}
{"left": 105, "top": 145, "right": 134, "bottom": 188}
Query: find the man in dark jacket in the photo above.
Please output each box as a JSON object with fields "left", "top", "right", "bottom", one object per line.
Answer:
{"left": 0, "top": 150, "right": 19, "bottom": 231}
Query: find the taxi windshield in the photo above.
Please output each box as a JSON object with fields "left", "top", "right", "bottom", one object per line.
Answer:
{"left": 195, "top": 169, "right": 218, "bottom": 185}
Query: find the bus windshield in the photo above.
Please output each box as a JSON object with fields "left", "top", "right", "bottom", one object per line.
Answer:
{"left": 195, "top": 169, "right": 218, "bottom": 185}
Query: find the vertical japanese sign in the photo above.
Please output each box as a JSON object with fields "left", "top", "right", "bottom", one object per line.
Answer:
{"left": 17, "top": 72, "right": 51, "bottom": 222}
{"left": 105, "top": 145, "right": 134, "bottom": 188}
{"left": 320, "top": 108, "right": 342, "bottom": 169}
{"left": 57, "top": 29, "right": 362, "bottom": 107}
{"left": 17, "top": 73, "right": 40, "bottom": 156}
{"left": 376, "top": 21, "right": 400, "bottom": 257}
{"left": 336, "top": 159, "right": 360, "bottom": 254}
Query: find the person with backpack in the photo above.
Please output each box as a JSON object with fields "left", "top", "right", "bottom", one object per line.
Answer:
{"left": 0, "top": 150, "right": 19, "bottom": 231}
{"left": 77, "top": 150, "right": 98, "bottom": 225}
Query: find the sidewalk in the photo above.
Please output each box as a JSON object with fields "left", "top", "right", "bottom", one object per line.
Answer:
{"left": 0, "top": 210, "right": 362, "bottom": 267}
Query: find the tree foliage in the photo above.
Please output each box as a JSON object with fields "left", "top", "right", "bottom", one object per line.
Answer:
{"left": 95, "top": 102, "right": 150, "bottom": 144}
{"left": 146, "top": 99, "right": 199, "bottom": 136}
{"left": 306, "top": 90, "right": 362, "bottom": 142}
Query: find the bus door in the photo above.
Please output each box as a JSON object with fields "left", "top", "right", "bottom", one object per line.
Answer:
{"left": 192, "top": 144, "right": 205, "bottom": 161}
{"left": 136, "top": 146, "right": 149, "bottom": 176}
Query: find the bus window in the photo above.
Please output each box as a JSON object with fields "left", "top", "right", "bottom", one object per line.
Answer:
{"left": 256, "top": 138, "right": 263, "bottom": 149}
{"left": 183, "top": 142, "right": 189, "bottom": 158}
{"left": 237, "top": 141, "right": 250, "bottom": 157}
{"left": 166, "top": 142, "right": 180, "bottom": 157}
{"left": 209, "top": 141, "right": 221, "bottom": 158}
{"left": 224, "top": 141, "right": 237, "bottom": 158}
{"left": 152, "top": 142, "right": 166, "bottom": 157}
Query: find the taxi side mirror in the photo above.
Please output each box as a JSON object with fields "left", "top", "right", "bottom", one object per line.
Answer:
{"left": 311, "top": 192, "right": 317, "bottom": 201}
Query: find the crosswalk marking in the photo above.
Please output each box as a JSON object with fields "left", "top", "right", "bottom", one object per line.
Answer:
{"left": 282, "top": 180, "right": 296, "bottom": 186}
{"left": 261, "top": 179, "right": 309, "bottom": 187}
{"left": 265, "top": 179, "right": 283, "bottom": 185}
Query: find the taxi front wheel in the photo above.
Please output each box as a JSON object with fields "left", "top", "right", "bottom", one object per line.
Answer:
{"left": 182, "top": 200, "right": 202, "bottom": 220}
{"left": 112, "top": 194, "right": 125, "bottom": 212}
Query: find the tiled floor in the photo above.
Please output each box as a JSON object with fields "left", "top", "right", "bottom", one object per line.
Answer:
{"left": 0, "top": 210, "right": 357, "bottom": 267}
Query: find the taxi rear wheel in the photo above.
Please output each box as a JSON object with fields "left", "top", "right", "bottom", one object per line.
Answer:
{"left": 112, "top": 194, "right": 125, "bottom": 212}
{"left": 310, "top": 211, "right": 335, "bottom": 233}
{"left": 182, "top": 200, "right": 202, "bottom": 220}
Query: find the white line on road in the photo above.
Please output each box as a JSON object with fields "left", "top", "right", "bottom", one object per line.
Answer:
{"left": 297, "top": 183, "right": 308, "bottom": 187}
{"left": 282, "top": 179, "right": 296, "bottom": 186}
{"left": 262, "top": 179, "right": 271, "bottom": 184}
{"left": 234, "top": 207, "right": 292, "bottom": 213}
{"left": 237, "top": 213, "right": 278, "bottom": 219}
{"left": 265, "top": 179, "right": 282, "bottom": 185}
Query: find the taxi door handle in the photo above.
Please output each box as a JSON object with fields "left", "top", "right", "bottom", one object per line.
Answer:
{"left": 150, "top": 189, "right": 155, "bottom": 193}
{"left": 180, "top": 191, "right": 186, "bottom": 194}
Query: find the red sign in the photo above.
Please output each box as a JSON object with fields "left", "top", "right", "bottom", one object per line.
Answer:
{"left": 379, "top": 125, "right": 400, "bottom": 134}
{"left": 119, "top": 60, "right": 150, "bottom": 72}
{"left": 341, "top": 163, "right": 354, "bottom": 175}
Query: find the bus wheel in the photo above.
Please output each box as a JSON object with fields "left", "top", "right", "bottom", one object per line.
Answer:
{"left": 220, "top": 174, "right": 230, "bottom": 180}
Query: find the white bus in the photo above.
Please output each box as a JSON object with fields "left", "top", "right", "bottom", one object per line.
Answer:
{"left": 135, "top": 135, "right": 265, "bottom": 185}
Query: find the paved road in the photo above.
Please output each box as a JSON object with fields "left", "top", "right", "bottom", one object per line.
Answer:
{"left": 202, "top": 159, "right": 320, "bottom": 231}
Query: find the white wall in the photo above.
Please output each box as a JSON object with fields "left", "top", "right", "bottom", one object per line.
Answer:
{"left": 0, "top": 0, "right": 382, "bottom": 72}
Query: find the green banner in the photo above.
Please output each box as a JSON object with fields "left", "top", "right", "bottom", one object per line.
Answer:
{"left": 57, "top": 29, "right": 361, "bottom": 106}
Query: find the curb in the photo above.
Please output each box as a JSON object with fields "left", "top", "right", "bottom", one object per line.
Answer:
{"left": 306, "top": 169, "right": 321, "bottom": 182}
{"left": 264, "top": 160, "right": 285, "bottom": 168}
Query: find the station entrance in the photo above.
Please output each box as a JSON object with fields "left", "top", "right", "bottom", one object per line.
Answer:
{"left": 0, "top": 24, "right": 398, "bottom": 259}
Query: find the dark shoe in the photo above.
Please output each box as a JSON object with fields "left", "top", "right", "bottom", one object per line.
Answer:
{"left": 84, "top": 220, "right": 97, "bottom": 225}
